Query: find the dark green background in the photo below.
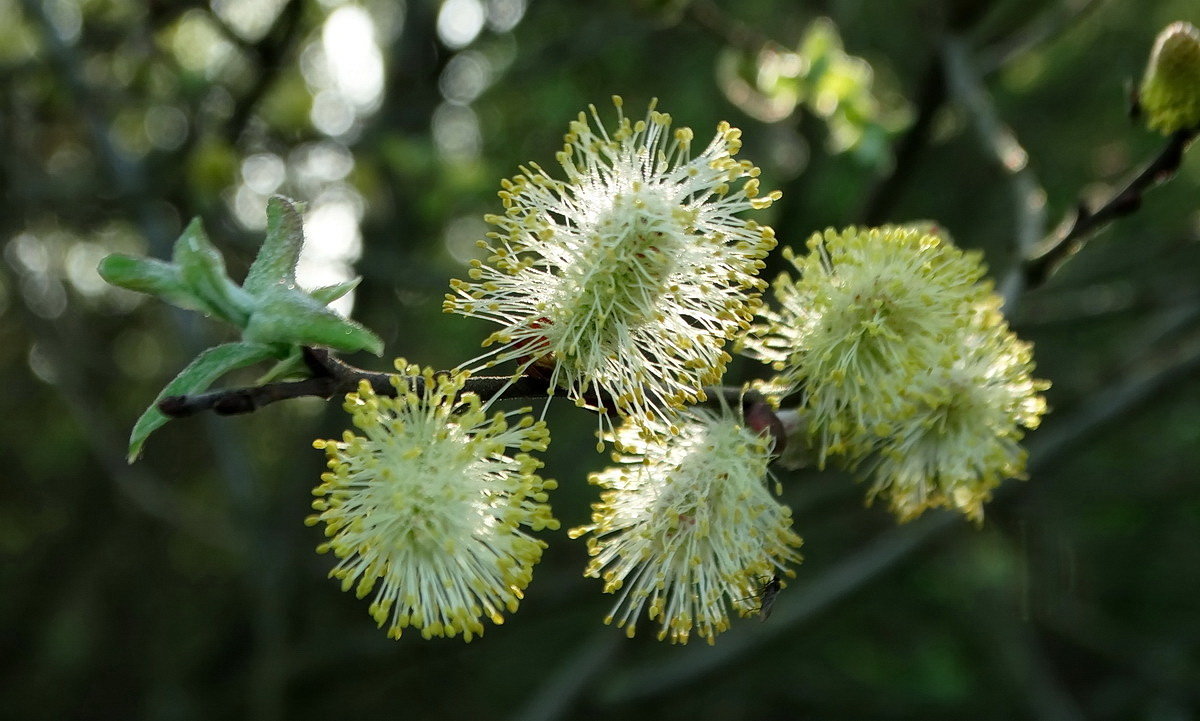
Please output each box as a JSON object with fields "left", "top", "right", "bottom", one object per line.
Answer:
{"left": 2, "top": 0, "right": 1199, "bottom": 719}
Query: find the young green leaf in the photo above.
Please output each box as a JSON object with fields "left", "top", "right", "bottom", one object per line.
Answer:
{"left": 308, "top": 277, "right": 361, "bottom": 305}
{"left": 243, "top": 196, "right": 305, "bottom": 295}
{"left": 172, "top": 219, "right": 254, "bottom": 327}
{"left": 97, "top": 254, "right": 216, "bottom": 314}
{"left": 255, "top": 346, "right": 309, "bottom": 384}
{"left": 244, "top": 285, "right": 383, "bottom": 355}
{"left": 127, "top": 341, "right": 280, "bottom": 462}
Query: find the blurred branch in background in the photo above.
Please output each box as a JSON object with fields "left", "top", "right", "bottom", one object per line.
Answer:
{"left": 685, "top": 0, "right": 775, "bottom": 54}
{"left": 510, "top": 631, "right": 623, "bottom": 721}
{"left": 977, "top": 604, "right": 1088, "bottom": 721}
{"left": 220, "top": 0, "right": 305, "bottom": 145}
{"left": 940, "top": 35, "right": 1047, "bottom": 306}
{"left": 16, "top": 0, "right": 170, "bottom": 252}
{"left": 977, "top": 0, "right": 1108, "bottom": 73}
{"left": 857, "top": 57, "right": 946, "bottom": 226}
{"left": 862, "top": 0, "right": 1110, "bottom": 228}
{"left": 943, "top": 29, "right": 1196, "bottom": 307}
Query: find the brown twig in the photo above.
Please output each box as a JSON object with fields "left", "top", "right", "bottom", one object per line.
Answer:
{"left": 157, "top": 347, "right": 761, "bottom": 420}
{"left": 1023, "top": 129, "right": 1196, "bottom": 289}
{"left": 942, "top": 35, "right": 1196, "bottom": 304}
{"left": 158, "top": 348, "right": 556, "bottom": 416}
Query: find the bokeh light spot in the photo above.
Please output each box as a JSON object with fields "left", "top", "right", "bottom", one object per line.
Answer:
{"left": 437, "top": 0, "right": 485, "bottom": 50}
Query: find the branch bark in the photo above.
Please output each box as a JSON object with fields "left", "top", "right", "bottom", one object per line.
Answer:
{"left": 157, "top": 347, "right": 761, "bottom": 419}
{"left": 1022, "top": 129, "right": 1197, "bottom": 289}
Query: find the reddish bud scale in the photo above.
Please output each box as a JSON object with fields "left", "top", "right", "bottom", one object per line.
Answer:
{"left": 744, "top": 400, "right": 787, "bottom": 456}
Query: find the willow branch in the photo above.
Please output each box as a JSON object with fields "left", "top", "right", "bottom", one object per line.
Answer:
{"left": 943, "top": 33, "right": 1196, "bottom": 305}
{"left": 157, "top": 347, "right": 757, "bottom": 418}
{"left": 158, "top": 348, "right": 548, "bottom": 416}
{"left": 1022, "top": 128, "right": 1196, "bottom": 289}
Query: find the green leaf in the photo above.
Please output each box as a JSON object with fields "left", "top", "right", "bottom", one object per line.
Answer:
{"left": 97, "top": 254, "right": 217, "bottom": 314}
{"left": 255, "top": 346, "right": 309, "bottom": 384}
{"left": 172, "top": 218, "right": 253, "bottom": 327}
{"left": 244, "top": 196, "right": 305, "bottom": 295}
{"left": 244, "top": 286, "right": 383, "bottom": 355}
{"left": 308, "top": 277, "right": 361, "bottom": 305}
{"left": 127, "top": 342, "right": 278, "bottom": 463}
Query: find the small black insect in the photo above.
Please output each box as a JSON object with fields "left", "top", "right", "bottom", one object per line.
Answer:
{"left": 737, "top": 574, "right": 783, "bottom": 621}
{"left": 755, "top": 574, "right": 782, "bottom": 621}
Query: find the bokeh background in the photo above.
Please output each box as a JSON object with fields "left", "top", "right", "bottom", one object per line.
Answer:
{"left": 3, "top": 0, "right": 1199, "bottom": 719}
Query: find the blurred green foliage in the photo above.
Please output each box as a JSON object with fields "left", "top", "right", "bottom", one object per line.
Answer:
{"left": 1, "top": 0, "right": 1199, "bottom": 719}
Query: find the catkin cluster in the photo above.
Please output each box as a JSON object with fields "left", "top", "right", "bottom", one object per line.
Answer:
{"left": 744, "top": 226, "right": 1047, "bottom": 522}
{"left": 311, "top": 101, "right": 1044, "bottom": 645}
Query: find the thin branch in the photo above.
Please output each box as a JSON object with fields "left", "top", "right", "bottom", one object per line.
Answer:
{"left": 977, "top": 0, "right": 1108, "bottom": 74}
{"left": 1022, "top": 129, "right": 1196, "bottom": 289}
{"left": 157, "top": 347, "right": 759, "bottom": 419}
{"left": 944, "top": 32, "right": 1196, "bottom": 305}
{"left": 158, "top": 356, "right": 558, "bottom": 417}
{"left": 939, "top": 35, "right": 1195, "bottom": 308}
